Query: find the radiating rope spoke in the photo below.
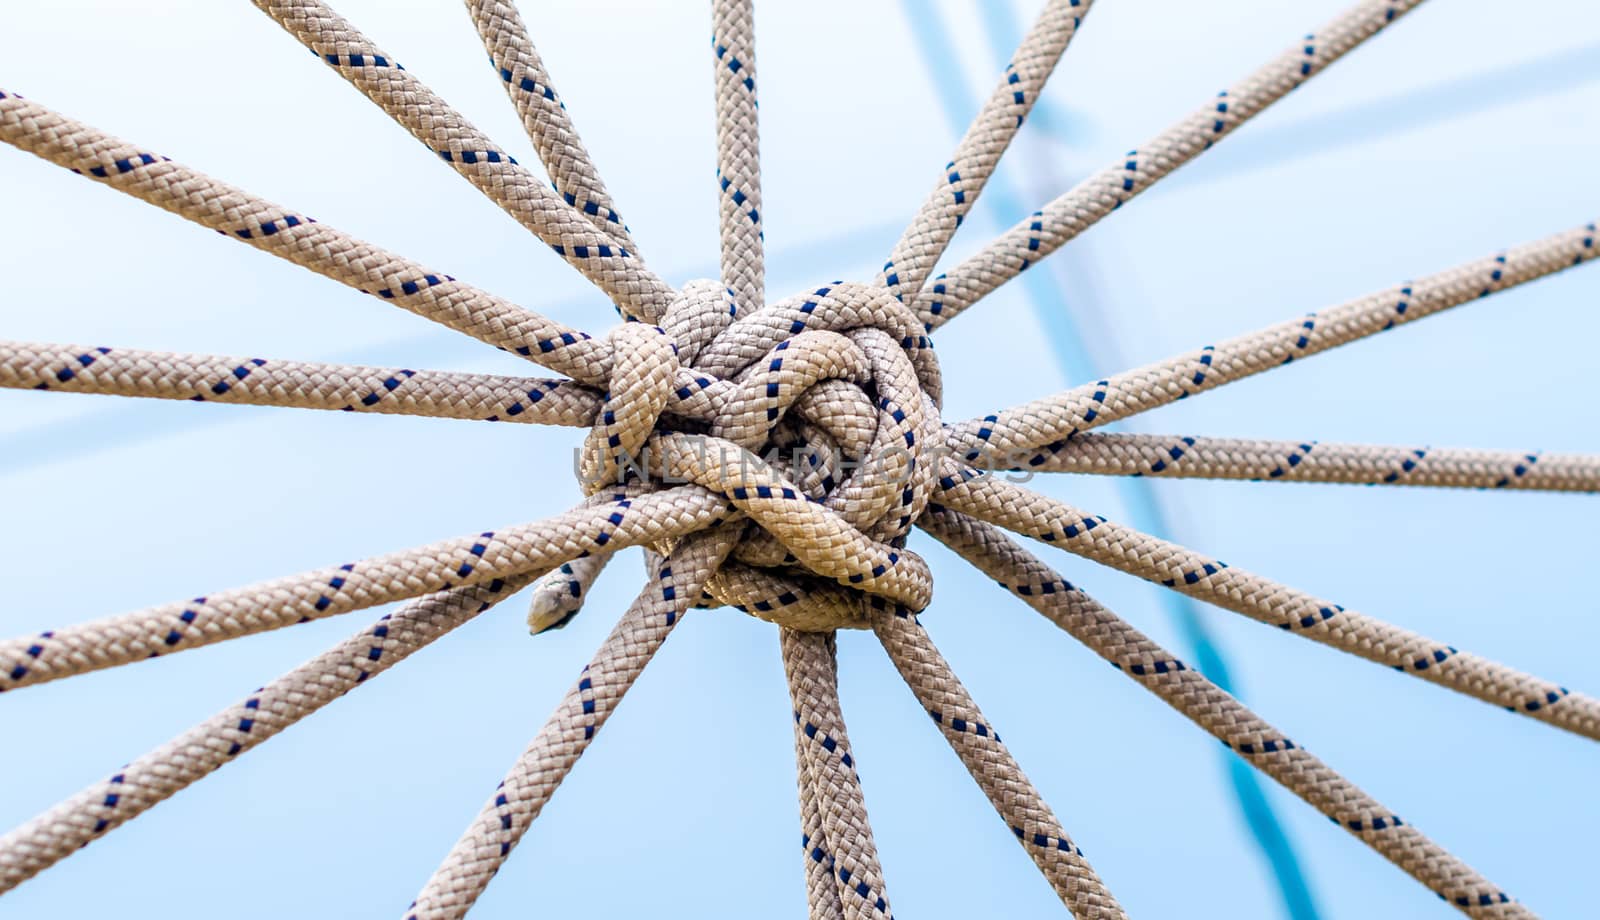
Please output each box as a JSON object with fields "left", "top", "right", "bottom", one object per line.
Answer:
{"left": 0, "top": 91, "right": 614, "bottom": 382}
{"left": 916, "top": 0, "right": 1424, "bottom": 329}
{"left": 0, "top": 575, "right": 533, "bottom": 894}
{"left": 1, "top": 0, "right": 1594, "bottom": 913}
{"left": 781, "top": 629, "right": 894, "bottom": 920}
{"left": 945, "top": 222, "right": 1598, "bottom": 462}
{"left": 882, "top": 0, "right": 1093, "bottom": 306}
{"left": 869, "top": 601, "right": 1126, "bottom": 919}
{"left": 793, "top": 711, "right": 849, "bottom": 920}
{"left": 937, "top": 469, "right": 1600, "bottom": 742}
{"left": 920, "top": 505, "right": 1533, "bottom": 918}
{"left": 1002, "top": 432, "right": 1600, "bottom": 493}
{"left": 405, "top": 527, "right": 737, "bottom": 920}
{"left": 711, "top": 0, "right": 766, "bottom": 313}
{"left": 252, "top": 0, "right": 672, "bottom": 322}
{"left": 0, "top": 425, "right": 939, "bottom": 684}
{"left": 0, "top": 484, "right": 731, "bottom": 691}
{"left": 465, "top": 0, "right": 642, "bottom": 254}
{"left": 0, "top": 339, "right": 601, "bottom": 427}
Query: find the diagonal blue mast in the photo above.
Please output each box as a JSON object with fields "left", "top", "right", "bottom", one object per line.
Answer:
{"left": 899, "top": 3, "right": 1323, "bottom": 916}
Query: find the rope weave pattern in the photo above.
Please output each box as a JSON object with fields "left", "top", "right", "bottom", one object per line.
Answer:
{"left": 1008, "top": 433, "right": 1600, "bottom": 492}
{"left": 881, "top": 0, "right": 1092, "bottom": 304}
{"left": 0, "top": 575, "right": 533, "bottom": 893}
{"left": 871, "top": 603, "right": 1126, "bottom": 918}
{"left": 0, "top": 340, "right": 600, "bottom": 426}
{"left": 938, "top": 471, "right": 1600, "bottom": 741}
{"left": 712, "top": 0, "right": 765, "bottom": 315}
{"left": 253, "top": 0, "right": 673, "bottom": 321}
{"left": 0, "top": 91, "right": 612, "bottom": 383}
{"left": 782, "top": 629, "right": 894, "bottom": 920}
{"left": 921, "top": 506, "right": 1531, "bottom": 918}
{"left": 915, "top": 0, "right": 1422, "bottom": 329}
{"left": 465, "top": 0, "right": 642, "bottom": 256}
{"left": 406, "top": 529, "right": 736, "bottom": 920}
{"left": 1, "top": 0, "right": 1595, "bottom": 915}
{"left": 946, "top": 223, "right": 1599, "bottom": 462}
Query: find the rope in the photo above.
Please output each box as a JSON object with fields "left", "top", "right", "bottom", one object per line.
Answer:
{"left": 405, "top": 527, "right": 737, "bottom": 920}
{"left": 793, "top": 699, "right": 849, "bottom": 920}
{"left": 920, "top": 505, "right": 1531, "bottom": 918}
{"left": 712, "top": 0, "right": 765, "bottom": 314}
{"left": 936, "top": 468, "right": 1600, "bottom": 742}
{"left": 0, "top": 90, "right": 612, "bottom": 383}
{"left": 781, "top": 629, "right": 894, "bottom": 920}
{"left": 869, "top": 601, "right": 1126, "bottom": 918}
{"left": 0, "top": 340, "right": 599, "bottom": 427}
{"left": 1008, "top": 432, "right": 1600, "bottom": 492}
{"left": 916, "top": 0, "right": 1424, "bottom": 329}
{"left": 881, "top": 0, "right": 1093, "bottom": 305}
{"left": 946, "top": 222, "right": 1599, "bottom": 463}
{"left": 526, "top": 554, "right": 615, "bottom": 634}
{"left": 0, "top": 575, "right": 533, "bottom": 894}
{"left": 15, "top": 341, "right": 1595, "bottom": 499}
{"left": 252, "top": 0, "right": 672, "bottom": 322}
{"left": 0, "top": 484, "right": 728, "bottom": 691}
{"left": 464, "top": 0, "right": 642, "bottom": 256}
{"left": 1, "top": 0, "right": 1598, "bottom": 914}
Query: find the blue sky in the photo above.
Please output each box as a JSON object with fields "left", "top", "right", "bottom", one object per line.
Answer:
{"left": 2, "top": 1, "right": 1597, "bottom": 917}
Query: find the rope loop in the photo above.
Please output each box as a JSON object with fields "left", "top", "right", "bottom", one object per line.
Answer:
{"left": 576, "top": 279, "right": 944, "bottom": 630}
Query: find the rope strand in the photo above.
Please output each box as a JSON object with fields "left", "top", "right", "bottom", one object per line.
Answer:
{"left": 405, "top": 527, "right": 737, "bottom": 920}
{"left": 920, "top": 505, "right": 1533, "bottom": 918}
{"left": 881, "top": 0, "right": 1094, "bottom": 306}
{"left": 916, "top": 0, "right": 1424, "bottom": 329}
{"left": 0, "top": 577, "right": 532, "bottom": 894}
{"left": 1003, "top": 432, "right": 1600, "bottom": 493}
{"left": 945, "top": 221, "right": 1599, "bottom": 462}
{"left": 252, "top": 0, "right": 672, "bottom": 321}
{"left": 937, "top": 469, "right": 1600, "bottom": 742}
{"left": 870, "top": 602, "right": 1127, "bottom": 919}
{"left": 0, "top": 339, "right": 600, "bottom": 427}
{"left": 782, "top": 629, "right": 894, "bottom": 920}
{"left": 711, "top": 0, "right": 766, "bottom": 313}
{"left": 0, "top": 90, "right": 613, "bottom": 382}
{"left": 0, "top": 485, "right": 731, "bottom": 691}
{"left": 465, "top": 0, "right": 642, "bottom": 255}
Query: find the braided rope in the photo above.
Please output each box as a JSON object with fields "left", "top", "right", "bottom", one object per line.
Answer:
{"left": 920, "top": 505, "right": 1531, "bottom": 918}
{"left": 0, "top": 339, "right": 599, "bottom": 427}
{"left": 1007, "top": 432, "right": 1600, "bottom": 492}
{"left": 1, "top": 0, "right": 1597, "bottom": 914}
{"left": 937, "top": 469, "right": 1600, "bottom": 741}
{"left": 0, "top": 575, "right": 533, "bottom": 894}
{"left": 792, "top": 701, "right": 850, "bottom": 920}
{"left": 881, "top": 0, "right": 1092, "bottom": 304}
{"left": 526, "top": 554, "right": 615, "bottom": 634}
{"left": 870, "top": 602, "right": 1126, "bottom": 919}
{"left": 712, "top": 0, "right": 765, "bottom": 314}
{"left": 405, "top": 528, "right": 736, "bottom": 920}
{"left": 16, "top": 342, "right": 1595, "bottom": 499}
{"left": 0, "top": 90, "right": 612, "bottom": 383}
{"left": 0, "top": 484, "right": 729, "bottom": 691}
{"left": 946, "top": 222, "right": 1599, "bottom": 462}
{"left": 464, "top": 0, "right": 642, "bottom": 255}
{"left": 915, "top": 0, "right": 1424, "bottom": 329}
{"left": 782, "top": 630, "right": 894, "bottom": 920}
{"left": 252, "top": 0, "right": 672, "bottom": 321}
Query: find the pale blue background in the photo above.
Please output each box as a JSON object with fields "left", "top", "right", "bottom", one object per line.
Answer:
{"left": 1, "top": 1, "right": 1597, "bottom": 917}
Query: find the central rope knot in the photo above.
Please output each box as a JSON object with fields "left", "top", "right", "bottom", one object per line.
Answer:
{"left": 578, "top": 279, "right": 942, "bottom": 630}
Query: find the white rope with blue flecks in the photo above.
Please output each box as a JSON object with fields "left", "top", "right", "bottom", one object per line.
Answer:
{"left": 913, "top": 0, "right": 1425, "bottom": 330}
{"left": 0, "top": 0, "right": 1596, "bottom": 917}
{"left": 881, "top": 0, "right": 1093, "bottom": 305}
